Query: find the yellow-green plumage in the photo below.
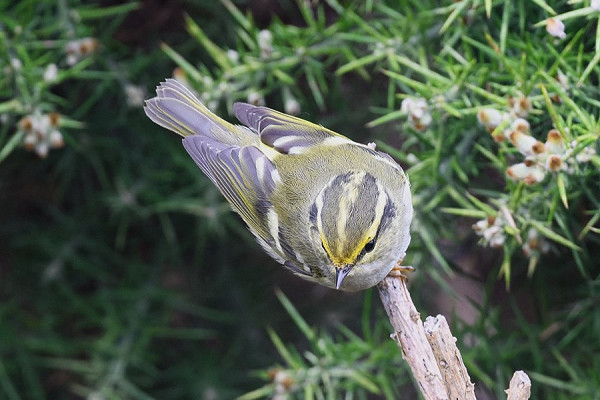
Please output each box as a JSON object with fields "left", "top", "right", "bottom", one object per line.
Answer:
{"left": 145, "top": 79, "right": 413, "bottom": 291}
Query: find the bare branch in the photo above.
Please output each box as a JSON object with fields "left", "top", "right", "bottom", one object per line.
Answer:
{"left": 377, "top": 274, "right": 530, "bottom": 400}
{"left": 424, "top": 315, "right": 476, "bottom": 400}
{"left": 377, "top": 275, "right": 448, "bottom": 400}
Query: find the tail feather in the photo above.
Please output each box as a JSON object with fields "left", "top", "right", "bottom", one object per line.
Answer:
{"left": 157, "top": 79, "right": 201, "bottom": 105}
{"left": 144, "top": 79, "right": 233, "bottom": 139}
{"left": 146, "top": 96, "right": 213, "bottom": 137}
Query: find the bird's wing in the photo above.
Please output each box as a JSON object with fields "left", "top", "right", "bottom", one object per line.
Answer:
{"left": 233, "top": 103, "right": 353, "bottom": 155}
{"left": 182, "top": 135, "right": 280, "bottom": 243}
{"left": 146, "top": 80, "right": 283, "bottom": 247}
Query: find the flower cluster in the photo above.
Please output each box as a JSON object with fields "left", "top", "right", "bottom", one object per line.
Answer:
{"left": 473, "top": 215, "right": 506, "bottom": 248}
{"left": 477, "top": 93, "right": 532, "bottom": 138}
{"left": 65, "top": 37, "right": 100, "bottom": 66}
{"left": 401, "top": 97, "right": 432, "bottom": 131}
{"left": 473, "top": 215, "right": 551, "bottom": 259}
{"left": 268, "top": 368, "right": 294, "bottom": 400}
{"left": 522, "top": 229, "right": 550, "bottom": 258}
{"left": 18, "top": 112, "right": 64, "bottom": 158}
{"left": 505, "top": 128, "right": 596, "bottom": 184}
{"left": 477, "top": 94, "right": 596, "bottom": 185}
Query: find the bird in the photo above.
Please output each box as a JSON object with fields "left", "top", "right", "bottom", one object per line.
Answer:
{"left": 144, "top": 79, "right": 413, "bottom": 291}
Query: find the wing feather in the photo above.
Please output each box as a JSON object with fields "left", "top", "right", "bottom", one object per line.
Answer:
{"left": 233, "top": 102, "right": 351, "bottom": 154}
{"left": 182, "top": 135, "right": 279, "bottom": 243}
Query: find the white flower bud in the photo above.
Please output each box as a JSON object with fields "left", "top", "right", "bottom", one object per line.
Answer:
{"left": 66, "top": 54, "right": 78, "bottom": 66}
{"left": 488, "top": 229, "right": 506, "bottom": 248}
{"left": 226, "top": 49, "right": 239, "bottom": 63}
{"left": 477, "top": 108, "right": 504, "bottom": 129}
{"left": 400, "top": 98, "right": 415, "bottom": 114}
{"left": 258, "top": 30, "right": 272, "bottom": 46}
{"left": 49, "top": 130, "right": 64, "bottom": 148}
{"left": 472, "top": 219, "right": 489, "bottom": 234}
{"left": 23, "top": 133, "right": 37, "bottom": 150}
{"left": 35, "top": 141, "right": 49, "bottom": 158}
{"left": 413, "top": 97, "right": 427, "bottom": 110}
{"left": 258, "top": 30, "right": 273, "bottom": 57}
{"left": 37, "top": 114, "right": 51, "bottom": 135}
{"left": 402, "top": 98, "right": 431, "bottom": 131}
{"left": 511, "top": 96, "right": 532, "bottom": 118}
{"left": 125, "top": 84, "right": 146, "bottom": 108}
{"left": 202, "top": 75, "right": 213, "bottom": 88}
{"left": 545, "top": 154, "right": 564, "bottom": 171}
{"left": 173, "top": 67, "right": 187, "bottom": 83}
{"left": 546, "top": 18, "right": 566, "bottom": 39}
{"left": 506, "top": 163, "right": 529, "bottom": 180}
{"left": 509, "top": 131, "right": 546, "bottom": 156}
{"left": 545, "top": 129, "right": 565, "bottom": 154}
{"left": 575, "top": 146, "right": 596, "bottom": 163}
{"left": 556, "top": 71, "right": 569, "bottom": 90}
{"left": 10, "top": 58, "right": 22, "bottom": 70}
{"left": 78, "top": 38, "right": 100, "bottom": 55}
{"left": 410, "top": 106, "right": 425, "bottom": 120}
{"left": 87, "top": 391, "right": 104, "bottom": 400}
{"left": 511, "top": 118, "right": 530, "bottom": 133}
{"left": 65, "top": 41, "right": 79, "bottom": 54}
{"left": 206, "top": 100, "right": 218, "bottom": 112}
{"left": 506, "top": 162, "right": 546, "bottom": 184}
{"left": 247, "top": 91, "right": 264, "bottom": 106}
{"left": 284, "top": 98, "right": 301, "bottom": 115}
{"left": 44, "top": 63, "right": 58, "bottom": 83}
{"left": 523, "top": 229, "right": 550, "bottom": 257}
{"left": 592, "top": 0, "right": 600, "bottom": 11}
{"left": 411, "top": 110, "right": 432, "bottom": 131}
{"left": 473, "top": 215, "right": 506, "bottom": 248}
{"left": 406, "top": 153, "right": 419, "bottom": 164}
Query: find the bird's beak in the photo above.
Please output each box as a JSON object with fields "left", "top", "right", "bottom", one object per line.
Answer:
{"left": 336, "top": 265, "right": 353, "bottom": 290}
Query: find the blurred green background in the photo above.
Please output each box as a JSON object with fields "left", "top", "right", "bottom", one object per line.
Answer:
{"left": 1, "top": 1, "right": 600, "bottom": 399}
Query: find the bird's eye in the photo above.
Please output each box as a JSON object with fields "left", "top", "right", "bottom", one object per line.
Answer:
{"left": 363, "top": 238, "right": 376, "bottom": 253}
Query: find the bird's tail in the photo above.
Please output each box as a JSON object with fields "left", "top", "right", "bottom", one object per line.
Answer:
{"left": 144, "top": 79, "right": 242, "bottom": 142}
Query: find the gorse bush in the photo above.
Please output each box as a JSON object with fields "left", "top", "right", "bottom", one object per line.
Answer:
{"left": 0, "top": 1, "right": 141, "bottom": 161}
{"left": 1, "top": 0, "right": 599, "bottom": 399}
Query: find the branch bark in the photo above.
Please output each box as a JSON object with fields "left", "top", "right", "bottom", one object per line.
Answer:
{"left": 377, "top": 274, "right": 530, "bottom": 400}
{"left": 424, "top": 315, "right": 476, "bottom": 399}
{"left": 377, "top": 275, "right": 449, "bottom": 400}
{"left": 505, "top": 371, "right": 531, "bottom": 400}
